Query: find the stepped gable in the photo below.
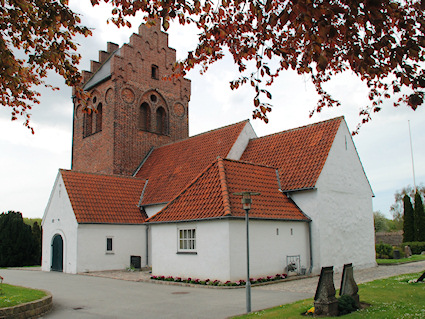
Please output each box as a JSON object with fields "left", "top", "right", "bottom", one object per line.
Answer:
{"left": 147, "top": 158, "right": 309, "bottom": 223}
{"left": 135, "top": 120, "right": 249, "bottom": 205}
{"left": 240, "top": 117, "right": 343, "bottom": 191}
{"left": 60, "top": 169, "right": 147, "bottom": 224}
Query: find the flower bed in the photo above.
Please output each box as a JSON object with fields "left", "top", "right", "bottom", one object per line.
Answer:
{"left": 150, "top": 273, "right": 287, "bottom": 286}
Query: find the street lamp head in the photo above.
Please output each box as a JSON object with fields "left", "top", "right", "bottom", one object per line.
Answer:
{"left": 233, "top": 191, "right": 261, "bottom": 210}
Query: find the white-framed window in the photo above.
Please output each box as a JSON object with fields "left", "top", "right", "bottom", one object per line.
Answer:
{"left": 178, "top": 228, "right": 196, "bottom": 252}
{"left": 106, "top": 236, "right": 114, "bottom": 254}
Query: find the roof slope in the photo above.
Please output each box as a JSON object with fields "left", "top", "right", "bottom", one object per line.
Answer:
{"left": 135, "top": 120, "right": 248, "bottom": 205}
{"left": 147, "top": 158, "right": 309, "bottom": 223}
{"left": 61, "top": 169, "right": 147, "bottom": 224}
{"left": 240, "top": 117, "right": 343, "bottom": 191}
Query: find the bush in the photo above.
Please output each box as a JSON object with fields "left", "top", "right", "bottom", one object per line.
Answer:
{"left": 338, "top": 295, "right": 358, "bottom": 316}
{"left": 402, "top": 242, "right": 425, "bottom": 255}
{"left": 376, "top": 243, "right": 393, "bottom": 258}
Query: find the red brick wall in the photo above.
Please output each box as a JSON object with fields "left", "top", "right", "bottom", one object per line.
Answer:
{"left": 72, "top": 22, "right": 191, "bottom": 176}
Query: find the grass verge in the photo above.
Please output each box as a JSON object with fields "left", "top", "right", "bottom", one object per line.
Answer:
{"left": 0, "top": 284, "right": 47, "bottom": 308}
{"left": 376, "top": 254, "right": 425, "bottom": 265}
{"left": 232, "top": 272, "right": 425, "bottom": 318}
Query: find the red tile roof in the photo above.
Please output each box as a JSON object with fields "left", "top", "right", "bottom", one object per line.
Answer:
{"left": 147, "top": 158, "right": 309, "bottom": 223}
{"left": 135, "top": 120, "right": 249, "bottom": 205}
{"left": 60, "top": 169, "right": 147, "bottom": 224}
{"left": 240, "top": 117, "right": 343, "bottom": 191}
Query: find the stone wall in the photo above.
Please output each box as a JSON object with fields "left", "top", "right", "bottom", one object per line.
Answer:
{"left": 375, "top": 231, "right": 403, "bottom": 246}
{"left": 0, "top": 291, "right": 52, "bottom": 319}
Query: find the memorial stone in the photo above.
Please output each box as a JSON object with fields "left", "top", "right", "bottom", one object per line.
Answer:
{"left": 314, "top": 266, "right": 338, "bottom": 316}
{"left": 340, "top": 263, "right": 360, "bottom": 308}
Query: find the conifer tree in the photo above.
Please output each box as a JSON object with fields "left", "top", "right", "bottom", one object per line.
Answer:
{"left": 403, "top": 195, "right": 415, "bottom": 243}
{"left": 414, "top": 192, "right": 425, "bottom": 242}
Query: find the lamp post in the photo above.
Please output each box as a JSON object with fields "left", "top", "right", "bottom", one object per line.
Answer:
{"left": 233, "top": 191, "right": 260, "bottom": 314}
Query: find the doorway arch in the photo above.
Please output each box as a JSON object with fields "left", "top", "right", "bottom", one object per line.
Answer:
{"left": 51, "top": 234, "right": 63, "bottom": 272}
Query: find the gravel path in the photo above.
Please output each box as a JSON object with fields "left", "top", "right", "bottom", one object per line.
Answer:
{"left": 255, "top": 261, "right": 425, "bottom": 293}
{"left": 82, "top": 261, "right": 425, "bottom": 293}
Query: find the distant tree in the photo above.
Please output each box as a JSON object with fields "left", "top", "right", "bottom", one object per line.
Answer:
{"left": 414, "top": 192, "right": 425, "bottom": 241}
{"left": 403, "top": 195, "right": 415, "bottom": 242}
{"left": 0, "top": 211, "right": 39, "bottom": 267}
{"left": 374, "top": 211, "right": 389, "bottom": 233}
{"left": 391, "top": 184, "right": 425, "bottom": 228}
{"left": 32, "top": 221, "right": 42, "bottom": 265}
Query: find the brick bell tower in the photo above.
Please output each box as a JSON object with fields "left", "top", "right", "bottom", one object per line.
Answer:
{"left": 71, "top": 22, "right": 191, "bottom": 176}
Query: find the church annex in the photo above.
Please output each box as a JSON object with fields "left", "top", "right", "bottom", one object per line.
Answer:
{"left": 42, "top": 22, "right": 376, "bottom": 281}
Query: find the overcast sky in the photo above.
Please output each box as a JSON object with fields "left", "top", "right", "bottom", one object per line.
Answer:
{"left": 0, "top": 1, "right": 424, "bottom": 219}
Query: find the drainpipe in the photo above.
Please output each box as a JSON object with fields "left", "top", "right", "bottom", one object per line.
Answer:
{"left": 145, "top": 225, "right": 150, "bottom": 267}
{"left": 308, "top": 220, "right": 313, "bottom": 274}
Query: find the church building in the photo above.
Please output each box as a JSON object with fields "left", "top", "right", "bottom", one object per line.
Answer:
{"left": 41, "top": 22, "right": 376, "bottom": 281}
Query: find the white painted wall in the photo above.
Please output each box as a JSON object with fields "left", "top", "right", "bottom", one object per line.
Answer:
{"left": 150, "top": 219, "right": 310, "bottom": 281}
{"left": 151, "top": 221, "right": 232, "bottom": 280}
{"left": 229, "top": 219, "right": 310, "bottom": 281}
{"left": 144, "top": 203, "right": 166, "bottom": 218}
{"left": 291, "top": 121, "right": 376, "bottom": 274}
{"left": 41, "top": 172, "right": 79, "bottom": 274}
{"left": 226, "top": 122, "right": 257, "bottom": 160}
{"left": 76, "top": 224, "right": 146, "bottom": 273}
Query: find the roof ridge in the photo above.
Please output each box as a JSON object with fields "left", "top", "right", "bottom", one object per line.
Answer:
{"left": 221, "top": 157, "right": 278, "bottom": 170}
{"left": 147, "top": 119, "right": 250, "bottom": 151}
{"left": 60, "top": 168, "right": 146, "bottom": 181}
{"left": 253, "top": 116, "right": 344, "bottom": 140}
{"left": 217, "top": 157, "right": 232, "bottom": 217}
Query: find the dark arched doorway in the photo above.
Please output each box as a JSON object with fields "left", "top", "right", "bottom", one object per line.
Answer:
{"left": 51, "top": 234, "right": 63, "bottom": 272}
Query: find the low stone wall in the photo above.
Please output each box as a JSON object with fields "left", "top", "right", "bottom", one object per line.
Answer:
{"left": 0, "top": 291, "right": 52, "bottom": 319}
{"left": 375, "top": 231, "right": 403, "bottom": 246}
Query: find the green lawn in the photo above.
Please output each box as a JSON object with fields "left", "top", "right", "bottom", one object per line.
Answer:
{"left": 0, "top": 283, "right": 47, "bottom": 308}
{"left": 232, "top": 272, "right": 425, "bottom": 318}
{"left": 376, "top": 254, "right": 425, "bottom": 265}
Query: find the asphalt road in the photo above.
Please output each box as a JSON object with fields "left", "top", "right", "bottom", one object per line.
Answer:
{"left": 1, "top": 269, "right": 311, "bottom": 319}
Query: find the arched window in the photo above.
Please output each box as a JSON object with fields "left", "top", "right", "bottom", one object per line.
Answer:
{"left": 139, "top": 102, "right": 151, "bottom": 131}
{"left": 95, "top": 103, "right": 102, "bottom": 133}
{"left": 83, "top": 111, "right": 93, "bottom": 137}
{"left": 156, "top": 107, "right": 167, "bottom": 135}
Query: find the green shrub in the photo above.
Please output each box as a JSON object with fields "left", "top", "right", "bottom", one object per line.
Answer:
{"left": 402, "top": 242, "right": 425, "bottom": 255}
{"left": 376, "top": 243, "right": 393, "bottom": 258}
{"left": 338, "top": 295, "right": 358, "bottom": 316}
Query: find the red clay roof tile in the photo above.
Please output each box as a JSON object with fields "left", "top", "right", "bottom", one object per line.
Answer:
{"left": 240, "top": 117, "right": 343, "bottom": 191}
{"left": 60, "top": 169, "right": 147, "bottom": 224}
{"left": 147, "top": 158, "right": 309, "bottom": 223}
{"left": 135, "top": 120, "right": 248, "bottom": 205}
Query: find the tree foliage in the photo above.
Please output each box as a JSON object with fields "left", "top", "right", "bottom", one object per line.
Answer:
{"left": 1, "top": 0, "right": 91, "bottom": 133}
{"left": 0, "top": 211, "right": 41, "bottom": 267}
{"left": 93, "top": 0, "right": 425, "bottom": 131}
{"left": 373, "top": 211, "right": 398, "bottom": 233}
{"left": 391, "top": 184, "right": 425, "bottom": 222}
{"left": 403, "top": 194, "right": 415, "bottom": 242}
{"left": 414, "top": 192, "right": 425, "bottom": 241}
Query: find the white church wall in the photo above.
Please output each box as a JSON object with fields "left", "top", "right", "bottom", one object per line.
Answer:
{"left": 292, "top": 121, "right": 376, "bottom": 274}
{"left": 151, "top": 219, "right": 310, "bottom": 282}
{"left": 41, "top": 172, "right": 79, "bottom": 274}
{"left": 151, "top": 220, "right": 232, "bottom": 281}
{"left": 76, "top": 224, "right": 146, "bottom": 273}
{"left": 226, "top": 122, "right": 257, "bottom": 160}
{"left": 228, "top": 219, "right": 310, "bottom": 281}
{"left": 144, "top": 203, "right": 166, "bottom": 218}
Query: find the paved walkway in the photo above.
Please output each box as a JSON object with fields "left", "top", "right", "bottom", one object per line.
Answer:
{"left": 1, "top": 261, "right": 424, "bottom": 319}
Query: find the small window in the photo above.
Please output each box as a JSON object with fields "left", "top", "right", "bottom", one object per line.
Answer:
{"left": 156, "top": 106, "right": 167, "bottom": 135}
{"left": 95, "top": 103, "right": 102, "bottom": 133}
{"left": 178, "top": 228, "right": 196, "bottom": 252}
{"left": 83, "top": 111, "right": 93, "bottom": 137}
{"left": 151, "top": 65, "right": 159, "bottom": 80}
{"left": 106, "top": 237, "right": 114, "bottom": 254}
{"left": 139, "top": 102, "right": 151, "bottom": 131}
